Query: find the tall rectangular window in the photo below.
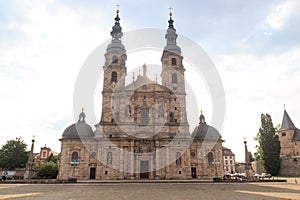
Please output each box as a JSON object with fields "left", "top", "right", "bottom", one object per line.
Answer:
{"left": 125, "top": 105, "right": 130, "bottom": 117}
{"left": 42, "top": 151, "right": 47, "bottom": 158}
{"left": 176, "top": 152, "right": 181, "bottom": 166}
{"left": 141, "top": 109, "right": 149, "bottom": 125}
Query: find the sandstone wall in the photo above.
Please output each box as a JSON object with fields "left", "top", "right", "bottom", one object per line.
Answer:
{"left": 279, "top": 157, "right": 300, "bottom": 176}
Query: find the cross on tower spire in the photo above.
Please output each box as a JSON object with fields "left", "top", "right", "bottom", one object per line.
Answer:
{"left": 169, "top": 7, "right": 173, "bottom": 17}
{"left": 116, "top": 4, "right": 120, "bottom": 13}
{"left": 110, "top": 4, "right": 123, "bottom": 40}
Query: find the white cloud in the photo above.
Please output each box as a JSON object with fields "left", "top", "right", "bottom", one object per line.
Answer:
{"left": 0, "top": 1, "right": 110, "bottom": 152}
{"left": 216, "top": 48, "right": 300, "bottom": 160}
{"left": 266, "top": 1, "right": 294, "bottom": 30}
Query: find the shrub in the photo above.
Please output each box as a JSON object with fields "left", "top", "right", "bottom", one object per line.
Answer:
{"left": 35, "top": 162, "right": 58, "bottom": 179}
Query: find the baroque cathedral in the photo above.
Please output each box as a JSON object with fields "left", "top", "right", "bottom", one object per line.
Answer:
{"left": 57, "top": 9, "right": 224, "bottom": 180}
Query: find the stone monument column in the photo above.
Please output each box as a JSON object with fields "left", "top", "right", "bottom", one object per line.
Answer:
{"left": 24, "top": 136, "right": 35, "bottom": 180}
{"left": 244, "top": 139, "right": 252, "bottom": 179}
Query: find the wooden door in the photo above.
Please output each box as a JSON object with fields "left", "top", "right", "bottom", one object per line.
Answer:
{"left": 191, "top": 167, "right": 197, "bottom": 178}
{"left": 140, "top": 161, "right": 149, "bottom": 179}
{"left": 90, "top": 167, "right": 96, "bottom": 179}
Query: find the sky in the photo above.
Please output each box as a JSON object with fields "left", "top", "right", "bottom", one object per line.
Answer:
{"left": 0, "top": 0, "right": 300, "bottom": 162}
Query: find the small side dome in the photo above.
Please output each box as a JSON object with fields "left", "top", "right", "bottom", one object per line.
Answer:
{"left": 62, "top": 109, "right": 94, "bottom": 139}
{"left": 191, "top": 111, "right": 221, "bottom": 140}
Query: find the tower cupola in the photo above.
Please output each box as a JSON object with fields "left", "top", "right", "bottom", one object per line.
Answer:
{"left": 164, "top": 8, "right": 181, "bottom": 55}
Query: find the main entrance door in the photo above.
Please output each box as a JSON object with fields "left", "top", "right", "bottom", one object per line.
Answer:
{"left": 90, "top": 168, "right": 96, "bottom": 179}
{"left": 140, "top": 161, "right": 149, "bottom": 179}
{"left": 191, "top": 167, "right": 197, "bottom": 178}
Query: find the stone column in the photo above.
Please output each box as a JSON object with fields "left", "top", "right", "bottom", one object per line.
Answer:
{"left": 129, "top": 140, "right": 135, "bottom": 179}
{"left": 155, "top": 142, "right": 160, "bottom": 179}
{"left": 149, "top": 154, "right": 152, "bottom": 179}
{"left": 135, "top": 156, "right": 139, "bottom": 179}
{"left": 166, "top": 146, "right": 170, "bottom": 179}
{"left": 24, "top": 136, "right": 35, "bottom": 180}
{"left": 119, "top": 147, "right": 124, "bottom": 179}
{"left": 244, "top": 139, "right": 251, "bottom": 179}
{"left": 162, "top": 146, "right": 166, "bottom": 178}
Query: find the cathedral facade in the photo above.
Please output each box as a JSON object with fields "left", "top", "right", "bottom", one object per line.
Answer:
{"left": 57, "top": 9, "right": 224, "bottom": 180}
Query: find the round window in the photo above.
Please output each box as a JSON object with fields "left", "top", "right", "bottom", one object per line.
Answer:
{"left": 191, "top": 152, "right": 196, "bottom": 158}
{"left": 142, "top": 85, "right": 147, "bottom": 90}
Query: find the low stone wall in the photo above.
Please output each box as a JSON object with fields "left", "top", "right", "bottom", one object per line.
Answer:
{"left": 251, "top": 161, "right": 265, "bottom": 174}
{"left": 0, "top": 179, "right": 59, "bottom": 184}
{"left": 279, "top": 157, "right": 300, "bottom": 176}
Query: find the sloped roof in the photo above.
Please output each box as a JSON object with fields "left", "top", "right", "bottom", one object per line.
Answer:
{"left": 279, "top": 109, "right": 300, "bottom": 141}
{"left": 124, "top": 75, "right": 173, "bottom": 94}
{"left": 125, "top": 75, "right": 154, "bottom": 90}
{"left": 222, "top": 147, "right": 235, "bottom": 156}
{"left": 33, "top": 153, "right": 39, "bottom": 157}
{"left": 54, "top": 153, "right": 61, "bottom": 160}
{"left": 280, "top": 110, "right": 297, "bottom": 131}
{"left": 292, "top": 129, "right": 300, "bottom": 141}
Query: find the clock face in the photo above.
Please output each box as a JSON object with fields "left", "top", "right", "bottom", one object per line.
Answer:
{"left": 110, "top": 82, "right": 116, "bottom": 90}
{"left": 191, "top": 152, "right": 196, "bottom": 158}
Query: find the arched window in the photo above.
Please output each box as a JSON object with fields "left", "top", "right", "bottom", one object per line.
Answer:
{"left": 176, "top": 152, "right": 181, "bottom": 166}
{"left": 141, "top": 109, "right": 149, "bottom": 125}
{"left": 71, "top": 152, "right": 78, "bottom": 166}
{"left": 172, "top": 73, "right": 177, "bottom": 84}
{"left": 111, "top": 71, "right": 117, "bottom": 83}
{"left": 112, "top": 56, "right": 118, "bottom": 64}
{"left": 171, "top": 58, "right": 177, "bottom": 65}
{"left": 107, "top": 152, "right": 112, "bottom": 166}
{"left": 208, "top": 152, "right": 214, "bottom": 165}
{"left": 125, "top": 105, "right": 130, "bottom": 117}
{"left": 170, "top": 112, "right": 175, "bottom": 123}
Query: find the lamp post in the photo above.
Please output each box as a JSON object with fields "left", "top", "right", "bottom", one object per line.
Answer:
{"left": 70, "top": 161, "right": 78, "bottom": 183}
{"left": 72, "top": 166, "right": 75, "bottom": 179}
{"left": 212, "top": 160, "right": 220, "bottom": 176}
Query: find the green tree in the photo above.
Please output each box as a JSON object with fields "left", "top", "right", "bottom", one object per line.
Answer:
{"left": 0, "top": 138, "right": 28, "bottom": 170}
{"left": 254, "top": 152, "right": 261, "bottom": 161}
{"left": 44, "top": 153, "right": 57, "bottom": 164}
{"left": 248, "top": 151, "right": 255, "bottom": 162}
{"left": 35, "top": 162, "right": 58, "bottom": 179}
{"left": 256, "top": 113, "right": 281, "bottom": 175}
